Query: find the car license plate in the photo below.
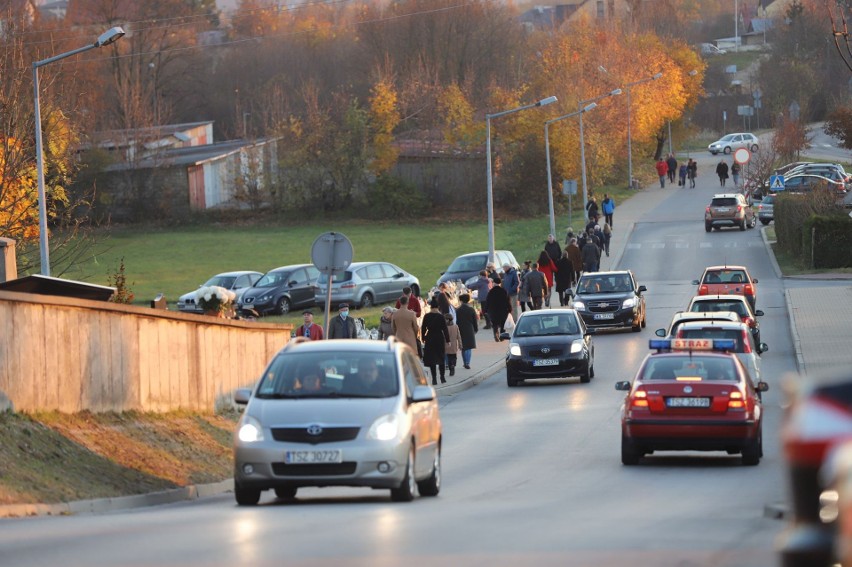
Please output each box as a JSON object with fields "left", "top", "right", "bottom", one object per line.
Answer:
{"left": 716, "top": 207, "right": 730, "bottom": 212}
{"left": 533, "top": 358, "right": 559, "bottom": 366}
{"left": 285, "top": 450, "right": 343, "bottom": 464}
{"left": 594, "top": 313, "right": 615, "bottom": 320}
{"left": 666, "top": 397, "right": 710, "bottom": 408}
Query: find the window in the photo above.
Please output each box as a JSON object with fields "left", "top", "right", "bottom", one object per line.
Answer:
{"left": 290, "top": 269, "right": 307, "bottom": 285}
{"left": 596, "top": 0, "right": 604, "bottom": 17}
{"left": 366, "top": 264, "right": 385, "bottom": 280}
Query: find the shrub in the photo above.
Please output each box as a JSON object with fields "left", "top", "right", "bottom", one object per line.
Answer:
{"left": 363, "top": 175, "right": 429, "bottom": 219}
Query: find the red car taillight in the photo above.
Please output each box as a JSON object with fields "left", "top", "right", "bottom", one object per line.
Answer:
{"left": 744, "top": 283, "right": 754, "bottom": 296}
{"left": 341, "top": 283, "right": 356, "bottom": 289}
{"left": 630, "top": 390, "right": 649, "bottom": 408}
{"left": 741, "top": 328, "right": 752, "bottom": 353}
{"left": 736, "top": 205, "right": 743, "bottom": 214}
{"left": 705, "top": 206, "right": 711, "bottom": 214}
{"left": 728, "top": 389, "right": 746, "bottom": 410}
{"left": 743, "top": 316, "right": 755, "bottom": 328}
{"left": 698, "top": 284, "right": 709, "bottom": 295}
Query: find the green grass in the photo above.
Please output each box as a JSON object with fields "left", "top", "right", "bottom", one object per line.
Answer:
{"left": 63, "top": 183, "right": 632, "bottom": 328}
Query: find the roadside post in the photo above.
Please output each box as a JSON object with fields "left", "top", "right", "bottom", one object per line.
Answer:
{"left": 311, "top": 232, "right": 354, "bottom": 336}
{"left": 563, "top": 179, "right": 577, "bottom": 226}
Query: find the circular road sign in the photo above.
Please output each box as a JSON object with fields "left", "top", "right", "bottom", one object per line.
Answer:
{"left": 311, "top": 232, "right": 353, "bottom": 273}
{"left": 733, "top": 147, "right": 751, "bottom": 165}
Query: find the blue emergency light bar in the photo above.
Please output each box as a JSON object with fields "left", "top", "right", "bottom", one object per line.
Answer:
{"left": 649, "top": 339, "right": 736, "bottom": 352}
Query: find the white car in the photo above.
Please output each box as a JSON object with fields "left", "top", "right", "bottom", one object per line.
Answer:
{"left": 176, "top": 270, "right": 262, "bottom": 314}
{"left": 708, "top": 133, "right": 759, "bottom": 155}
{"left": 700, "top": 43, "right": 727, "bottom": 56}
{"left": 674, "top": 320, "right": 768, "bottom": 387}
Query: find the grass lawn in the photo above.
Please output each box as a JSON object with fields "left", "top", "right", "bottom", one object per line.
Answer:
{"left": 64, "top": 184, "right": 634, "bottom": 328}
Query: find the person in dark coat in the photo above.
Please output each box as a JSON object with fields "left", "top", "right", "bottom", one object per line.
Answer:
{"left": 421, "top": 300, "right": 450, "bottom": 384}
{"left": 566, "top": 239, "right": 582, "bottom": 283}
{"left": 554, "top": 251, "right": 576, "bottom": 306}
{"left": 484, "top": 276, "right": 511, "bottom": 341}
{"left": 687, "top": 159, "right": 698, "bottom": 188}
{"left": 544, "top": 234, "right": 562, "bottom": 264}
{"left": 716, "top": 159, "right": 729, "bottom": 187}
{"left": 523, "top": 263, "right": 548, "bottom": 311}
{"left": 455, "top": 293, "right": 478, "bottom": 369}
{"left": 666, "top": 153, "right": 678, "bottom": 184}
{"left": 328, "top": 303, "right": 357, "bottom": 339}
{"left": 585, "top": 197, "right": 599, "bottom": 223}
{"left": 581, "top": 229, "right": 602, "bottom": 273}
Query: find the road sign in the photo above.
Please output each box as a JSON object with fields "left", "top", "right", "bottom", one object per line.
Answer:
{"left": 770, "top": 175, "right": 785, "bottom": 191}
{"left": 562, "top": 179, "right": 577, "bottom": 196}
{"left": 734, "top": 148, "right": 751, "bottom": 165}
{"left": 311, "top": 232, "right": 354, "bottom": 331}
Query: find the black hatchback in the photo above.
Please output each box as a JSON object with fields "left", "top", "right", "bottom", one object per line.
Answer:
{"left": 502, "top": 309, "right": 594, "bottom": 387}
{"left": 238, "top": 264, "right": 320, "bottom": 316}
{"left": 572, "top": 270, "right": 647, "bottom": 332}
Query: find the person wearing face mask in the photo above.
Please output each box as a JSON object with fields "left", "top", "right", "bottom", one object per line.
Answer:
{"left": 328, "top": 303, "right": 357, "bottom": 339}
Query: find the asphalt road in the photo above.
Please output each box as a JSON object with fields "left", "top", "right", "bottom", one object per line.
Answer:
{"left": 0, "top": 174, "right": 796, "bottom": 567}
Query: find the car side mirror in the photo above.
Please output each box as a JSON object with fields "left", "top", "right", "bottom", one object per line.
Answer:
{"left": 757, "top": 381, "right": 769, "bottom": 393}
{"left": 754, "top": 309, "right": 764, "bottom": 316}
{"left": 655, "top": 329, "right": 666, "bottom": 337}
{"left": 289, "top": 280, "right": 297, "bottom": 287}
{"left": 638, "top": 285, "right": 647, "bottom": 293}
{"left": 234, "top": 388, "right": 252, "bottom": 405}
{"left": 411, "top": 385, "right": 435, "bottom": 402}
{"left": 499, "top": 332, "right": 511, "bottom": 341}
{"left": 691, "top": 279, "right": 699, "bottom": 285}
{"left": 615, "top": 381, "right": 631, "bottom": 391}
{"left": 752, "top": 278, "right": 758, "bottom": 283}
{"left": 758, "top": 342, "right": 769, "bottom": 354}
{"left": 584, "top": 331, "right": 592, "bottom": 339}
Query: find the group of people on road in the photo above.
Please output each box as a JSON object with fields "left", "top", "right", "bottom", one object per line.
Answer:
{"left": 656, "top": 154, "right": 698, "bottom": 188}
{"left": 715, "top": 159, "right": 741, "bottom": 188}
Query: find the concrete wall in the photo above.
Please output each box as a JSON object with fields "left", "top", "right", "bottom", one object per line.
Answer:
{"left": 0, "top": 290, "right": 292, "bottom": 413}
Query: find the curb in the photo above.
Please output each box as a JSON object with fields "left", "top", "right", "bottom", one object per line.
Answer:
{"left": 784, "top": 288, "right": 806, "bottom": 374}
{"left": 436, "top": 356, "right": 505, "bottom": 396}
{"left": 761, "top": 226, "right": 783, "bottom": 280}
{"left": 0, "top": 479, "right": 233, "bottom": 518}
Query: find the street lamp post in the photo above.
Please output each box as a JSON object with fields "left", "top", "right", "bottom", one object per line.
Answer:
{"left": 486, "top": 95, "right": 557, "bottom": 264}
{"left": 579, "top": 89, "right": 621, "bottom": 223}
{"left": 625, "top": 72, "right": 663, "bottom": 191}
{"left": 544, "top": 103, "right": 597, "bottom": 236}
{"left": 33, "top": 26, "right": 125, "bottom": 276}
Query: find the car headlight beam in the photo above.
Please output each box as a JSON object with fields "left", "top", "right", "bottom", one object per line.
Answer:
{"left": 509, "top": 343, "right": 522, "bottom": 356}
{"left": 368, "top": 414, "right": 400, "bottom": 441}
{"left": 570, "top": 339, "right": 584, "bottom": 354}
{"left": 622, "top": 297, "right": 637, "bottom": 309}
{"left": 573, "top": 300, "right": 586, "bottom": 310}
{"left": 238, "top": 415, "right": 265, "bottom": 443}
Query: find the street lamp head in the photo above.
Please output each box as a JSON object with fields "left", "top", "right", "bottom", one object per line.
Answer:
{"left": 598, "top": 65, "right": 609, "bottom": 74}
{"left": 610, "top": 88, "right": 623, "bottom": 96}
{"left": 652, "top": 72, "right": 663, "bottom": 80}
{"left": 582, "top": 102, "right": 597, "bottom": 112}
{"left": 95, "top": 27, "right": 125, "bottom": 48}
{"left": 688, "top": 70, "right": 698, "bottom": 76}
{"left": 537, "top": 95, "right": 558, "bottom": 107}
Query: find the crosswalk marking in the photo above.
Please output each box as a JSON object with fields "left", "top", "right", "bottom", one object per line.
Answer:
{"left": 622, "top": 240, "right": 764, "bottom": 251}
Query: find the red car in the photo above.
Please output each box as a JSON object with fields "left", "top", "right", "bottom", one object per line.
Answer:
{"left": 692, "top": 265, "right": 758, "bottom": 310}
{"left": 615, "top": 339, "right": 769, "bottom": 466}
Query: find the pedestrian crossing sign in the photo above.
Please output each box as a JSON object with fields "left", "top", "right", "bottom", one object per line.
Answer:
{"left": 770, "top": 175, "right": 785, "bottom": 190}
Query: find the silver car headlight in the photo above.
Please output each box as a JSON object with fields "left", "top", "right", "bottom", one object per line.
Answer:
{"left": 622, "top": 297, "right": 637, "bottom": 309}
{"left": 509, "top": 343, "right": 522, "bottom": 356}
{"left": 573, "top": 300, "right": 586, "bottom": 310}
{"left": 258, "top": 294, "right": 272, "bottom": 302}
{"left": 238, "top": 415, "right": 264, "bottom": 443}
{"left": 570, "top": 339, "right": 584, "bottom": 354}
{"left": 367, "top": 414, "right": 400, "bottom": 441}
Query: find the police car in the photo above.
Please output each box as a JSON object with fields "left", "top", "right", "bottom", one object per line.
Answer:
{"left": 615, "top": 339, "right": 769, "bottom": 466}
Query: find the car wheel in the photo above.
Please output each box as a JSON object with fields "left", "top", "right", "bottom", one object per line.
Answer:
{"left": 580, "top": 364, "right": 592, "bottom": 383}
{"left": 274, "top": 487, "right": 297, "bottom": 500}
{"left": 705, "top": 223, "right": 712, "bottom": 233}
{"left": 235, "top": 482, "right": 261, "bottom": 506}
{"left": 750, "top": 216, "right": 757, "bottom": 228}
{"left": 417, "top": 444, "right": 441, "bottom": 497}
{"left": 507, "top": 373, "right": 519, "bottom": 387}
{"left": 590, "top": 362, "right": 595, "bottom": 378}
{"left": 632, "top": 319, "right": 642, "bottom": 332}
{"left": 390, "top": 446, "right": 416, "bottom": 502}
{"left": 724, "top": 146, "right": 732, "bottom": 154}
{"left": 742, "top": 430, "right": 762, "bottom": 466}
{"left": 275, "top": 296, "right": 291, "bottom": 315}
{"left": 751, "top": 144, "right": 759, "bottom": 152}
{"left": 641, "top": 313, "right": 647, "bottom": 328}
{"left": 359, "top": 292, "right": 374, "bottom": 309}
{"left": 739, "top": 219, "right": 746, "bottom": 231}
{"left": 760, "top": 219, "right": 770, "bottom": 225}
{"left": 622, "top": 435, "right": 641, "bottom": 466}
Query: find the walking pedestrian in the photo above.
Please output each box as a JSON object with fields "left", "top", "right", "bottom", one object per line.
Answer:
{"left": 328, "top": 303, "right": 357, "bottom": 339}
{"left": 502, "top": 262, "right": 520, "bottom": 319}
{"left": 455, "top": 293, "right": 478, "bottom": 369}
{"left": 678, "top": 163, "right": 688, "bottom": 187}
{"left": 518, "top": 260, "right": 533, "bottom": 313}
{"left": 443, "top": 313, "right": 462, "bottom": 377}
{"left": 566, "top": 238, "right": 582, "bottom": 283}
{"left": 537, "top": 250, "right": 558, "bottom": 307}
{"left": 666, "top": 153, "right": 678, "bottom": 184}
{"left": 564, "top": 227, "right": 576, "bottom": 246}
{"left": 523, "top": 263, "right": 548, "bottom": 311}
{"left": 391, "top": 296, "right": 420, "bottom": 353}
{"left": 687, "top": 159, "right": 698, "bottom": 188}
{"left": 602, "top": 222, "right": 612, "bottom": 257}
{"left": 395, "top": 286, "right": 421, "bottom": 319}
{"left": 716, "top": 159, "right": 729, "bottom": 187}
{"left": 467, "top": 270, "right": 492, "bottom": 328}
{"left": 655, "top": 158, "right": 668, "bottom": 188}
{"left": 731, "top": 161, "right": 741, "bottom": 188}
{"left": 545, "top": 234, "right": 562, "bottom": 264}
{"left": 554, "top": 251, "right": 575, "bottom": 306}
{"left": 421, "top": 299, "right": 449, "bottom": 384}
{"left": 377, "top": 307, "right": 394, "bottom": 340}
{"left": 581, "top": 228, "right": 602, "bottom": 273}
{"left": 601, "top": 194, "right": 615, "bottom": 228}
{"left": 484, "top": 276, "right": 511, "bottom": 340}
{"left": 585, "top": 196, "right": 599, "bottom": 223}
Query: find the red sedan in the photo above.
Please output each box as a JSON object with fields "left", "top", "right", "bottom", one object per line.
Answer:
{"left": 692, "top": 264, "right": 758, "bottom": 310}
{"left": 615, "top": 339, "right": 769, "bottom": 466}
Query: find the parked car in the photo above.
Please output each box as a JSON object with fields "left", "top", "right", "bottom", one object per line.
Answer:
{"left": 238, "top": 264, "right": 320, "bottom": 316}
{"left": 757, "top": 194, "right": 775, "bottom": 225}
{"left": 781, "top": 173, "right": 848, "bottom": 195}
{"left": 437, "top": 250, "right": 519, "bottom": 286}
{"left": 572, "top": 270, "right": 647, "bottom": 332}
{"left": 705, "top": 193, "right": 757, "bottom": 232}
{"left": 655, "top": 311, "right": 742, "bottom": 339}
{"left": 708, "top": 133, "right": 759, "bottom": 155}
{"left": 314, "top": 261, "right": 420, "bottom": 309}
{"left": 786, "top": 163, "right": 851, "bottom": 185}
{"left": 232, "top": 336, "right": 442, "bottom": 505}
{"left": 674, "top": 319, "right": 768, "bottom": 387}
{"left": 615, "top": 338, "right": 768, "bottom": 466}
{"left": 177, "top": 270, "right": 262, "bottom": 314}
{"left": 700, "top": 43, "right": 727, "bottom": 56}
{"left": 502, "top": 309, "right": 594, "bottom": 387}
{"left": 687, "top": 294, "right": 764, "bottom": 344}
{"left": 692, "top": 264, "right": 758, "bottom": 310}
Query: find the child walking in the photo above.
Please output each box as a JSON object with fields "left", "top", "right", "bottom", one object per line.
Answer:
{"left": 444, "top": 313, "right": 462, "bottom": 377}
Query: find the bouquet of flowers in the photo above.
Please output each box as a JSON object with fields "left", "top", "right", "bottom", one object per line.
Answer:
{"left": 195, "top": 285, "right": 237, "bottom": 316}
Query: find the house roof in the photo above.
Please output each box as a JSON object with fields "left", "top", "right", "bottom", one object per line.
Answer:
{"left": 86, "top": 122, "right": 214, "bottom": 150}
{"left": 103, "top": 138, "right": 276, "bottom": 171}
{"left": 0, "top": 274, "right": 115, "bottom": 301}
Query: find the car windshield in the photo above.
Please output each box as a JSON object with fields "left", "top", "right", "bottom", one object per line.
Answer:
{"left": 711, "top": 198, "right": 738, "bottom": 207}
{"left": 641, "top": 356, "right": 738, "bottom": 381}
{"left": 255, "top": 271, "right": 291, "bottom": 288}
{"left": 515, "top": 313, "right": 580, "bottom": 336}
{"left": 703, "top": 269, "right": 747, "bottom": 284}
{"left": 691, "top": 301, "right": 748, "bottom": 317}
{"left": 446, "top": 254, "right": 487, "bottom": 273}
{"left": 577, "top": 274, "right": 633, "bottom": 294}
{"left": 204, "top": 275, "right": 236, "bottom": 288}
{"left": 317, "top": 271, "right": 354, "bottom": 284}
{"left": 255, "top": 351, "right": 399, "bottom": 399}
{"left": 679, "top": 328, "right": 744, "bottom": 352}
{"left": 718, "top": 135, "right": 736, "bottom": 142}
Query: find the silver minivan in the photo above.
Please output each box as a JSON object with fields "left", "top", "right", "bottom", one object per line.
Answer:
{"left": 233, "top": 337, "right": 442, "bottom": 504}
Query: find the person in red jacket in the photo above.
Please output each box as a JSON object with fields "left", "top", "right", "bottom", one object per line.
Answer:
{"left": 296, "top": 310, "right": 324, "bottom": 340}
{"left": 536, "top": 250, "right": 558, "bottom": 308}
{"left": 655, "top": 158, "right": 668, "bottom": 188}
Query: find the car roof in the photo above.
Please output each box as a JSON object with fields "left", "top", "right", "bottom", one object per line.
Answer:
{"left": 677, "top": 320, "right": 750, "bottom": 331}
{"left": 670, "top": 311, "right": 740, "bottom": 322}
{"left": 279, "top": 338, "right": 402, "bottom": 354}
{"left": 711, "top": 193, "right": 743, "bottom": 199}
{"left": 518, "top": 308, "right": 578, "bottom": 318}
{"left": 579, "top": 270, "right": 633, "bottom": 277}
{"left": 214, "top": 270, "right": 263, "bottom": 277}
{"left": 690, "top": 294, "right": 750, "bottom": 302}
{"left": 786, "top": 173, "right": 839, "bottom": 182}
{"left": 702, "top": 264, "right": 749, "bottom": 271}
{"left": 453, "top": 250, "right": 512, "bottom": 259}
{"left": 268, "top": 263, "right": 314, "bottom": 273}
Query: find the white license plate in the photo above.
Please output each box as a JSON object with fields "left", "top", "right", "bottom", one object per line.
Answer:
{"left": 666, "top": 397, "right": 710, "bottom": 408}
{"left": 716, "top": 207, "right": 730, "bottom": 212}
{"left": 594, "top": 313, "right": 615, "bottom": 320}
{"left": 533, "top": 358, "right": 559, "bottom": 367}
{"left": 285, "top": 450, "right": 343, "bottom": 464}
